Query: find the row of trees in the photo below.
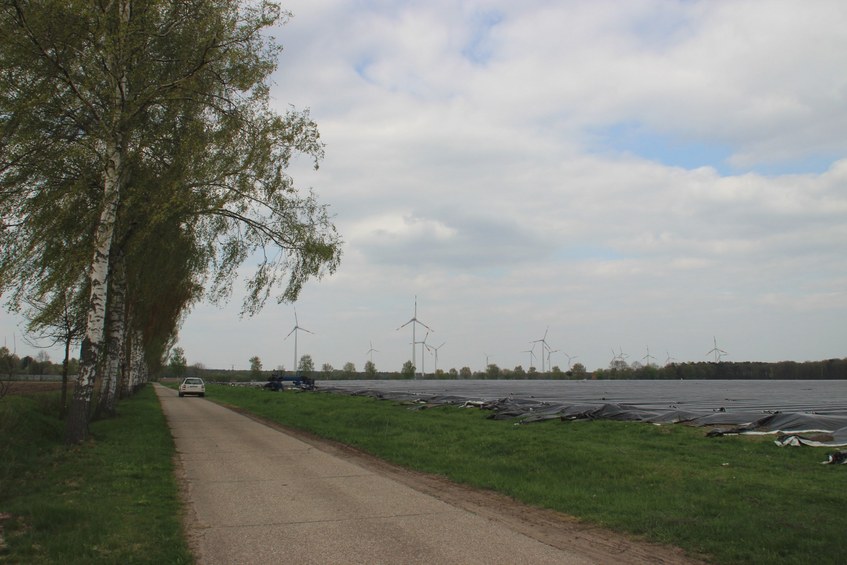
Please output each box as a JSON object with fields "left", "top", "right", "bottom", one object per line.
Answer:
{"left": 0, "top": 347, "right": 79, "bottom": 377}
{"left": 143, "top": 348, "right": 847, "bottom": 382}
{"left": 311, "top": 359, "right": 846, "bottom": 380}
{"left": 0, "top": 346, "right": 79, "bottom": 406}
{"left": 595, "top": 358, "right": 847, "bottom": 380}
{"left": 237, "top": 356, "right": 573, "bottom": 380}
{"left": 0, "top": 1, "right": 341, "bottom": 442}
{"left": 277, "top": 358, "right": 847, "bottom": 381}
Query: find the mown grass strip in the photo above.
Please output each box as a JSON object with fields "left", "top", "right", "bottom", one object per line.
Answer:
{"left": 210, "top": 385, "right": 846, "bottom": 565}
{"left": 0, "top": 387, "right": 192, "bottom": 564}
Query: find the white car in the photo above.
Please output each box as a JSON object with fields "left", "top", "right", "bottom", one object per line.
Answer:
{"left": 178, "top": 377, "right": 206, "bottom": 397}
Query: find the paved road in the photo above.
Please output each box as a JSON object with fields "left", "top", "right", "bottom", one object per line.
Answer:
{"left": 155, "top": 384, "right": 604, "bottom": 564}
{"left": 156, "top": 385, "right": 708, "bottom": 565}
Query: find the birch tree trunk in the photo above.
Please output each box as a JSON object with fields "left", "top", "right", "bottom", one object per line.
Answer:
{"left": 65, "top": 138, "right": 123, "bottom": 443}
{"left": 126, "top": 329, "right": 145, "bottom": 394}
{"left": 97, "top": 251, "right": 127, "bottom": 417}
{"left": 64, "top": 0, "right": 130, "bottom": 443}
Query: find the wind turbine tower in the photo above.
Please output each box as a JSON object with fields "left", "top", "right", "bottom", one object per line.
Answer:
{"left": 415, "top": 331, "right": 431, "bottom": 377}
{"left": 285, "top": 307, "right": 314, "bottom": 375}
{"left": 396, "top": 296, "right": 433, "bottom": 377}
{"left": 665, "top": 351, "right": 678, "bottom": 366}
{"left": 427, "top": 341, "right": 446, "bottom": 374}
{"left": 531, "top": 327, "right": 551, "bottom": 373}
{"left": 366, "top": 341, "right": 379, "bottom": 364}
{"left": 707, "top": 337, "right": 727, "bottom": 363}
{"left": 642, "top": 346, "right": 655, "bottom": 367}
{"left": 523, "top": 344, "right": 538, "bottom": 371}
{"left": 547, "top": 348, "right": 559, "bottom": 371}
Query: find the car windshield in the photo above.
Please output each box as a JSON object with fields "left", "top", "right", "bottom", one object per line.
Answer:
{"left": 184, "top": 378, "right": 203, "bottom": 385}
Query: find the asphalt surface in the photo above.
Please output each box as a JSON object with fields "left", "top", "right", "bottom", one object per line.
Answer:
{"left": 155, "top": 384, "right": 599, "bottom": 564}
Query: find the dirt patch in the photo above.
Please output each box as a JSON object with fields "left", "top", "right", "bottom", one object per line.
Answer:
{"left": 2, "top": 381, "right": 64, "bottom": 397}
{"left": 228, "top": 405, "right": 711, "bottom": 565}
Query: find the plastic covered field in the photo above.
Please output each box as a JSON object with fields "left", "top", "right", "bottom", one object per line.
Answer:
{"left": 320, "top": 379, "right": 847, "bottom": 448}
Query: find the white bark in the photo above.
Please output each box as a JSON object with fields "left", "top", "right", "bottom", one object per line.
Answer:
{"left": 126, "top": 329, "right": 145, "bottom": 393}
{"left": 66, "top": 140, "right": 122, "bottom": 442}
{"left": 99, "top": 252, "right": 126, "bottom": 414}
{"left": 65, "top": 0, "right": 130, "bottom": 442}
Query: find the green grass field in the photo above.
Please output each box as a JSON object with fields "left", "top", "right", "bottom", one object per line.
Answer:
{"left": 2, "top": 382, "right": 844, "bottom": 564}
{"left": 209, "top": 385, "right": 846, "bottom": 565}
{"left": 0, "top": 387, "right": 191, "bottom": 565}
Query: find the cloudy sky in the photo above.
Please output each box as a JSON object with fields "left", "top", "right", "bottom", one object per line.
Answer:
{"left": 3, "top": 0, "right": 847, "bottom": 373}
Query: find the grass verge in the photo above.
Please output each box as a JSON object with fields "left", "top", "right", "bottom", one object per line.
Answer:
{"left": 0, "top": 386, "right": 192, "bottom": 564}
{"left": 210, "top": 385, "right": 845, "bottom": 565}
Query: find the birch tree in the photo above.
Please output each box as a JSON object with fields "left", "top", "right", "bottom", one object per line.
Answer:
{"left": 1, "top": 1, "right": 341, "bottom": 442}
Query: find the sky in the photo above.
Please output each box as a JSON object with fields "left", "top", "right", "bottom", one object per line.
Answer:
{"left": 3, "top": 0, "right": 847, "bottom": 373}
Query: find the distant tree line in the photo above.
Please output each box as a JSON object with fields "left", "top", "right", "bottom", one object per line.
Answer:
{"left": 172, "top": 357, "right": 847, "bottom": 383}
{"left": 597, "top": 359, "right": 847, "bottom": 380}
{"left": 0, "top": 347, "right": 79, "bottom": 378}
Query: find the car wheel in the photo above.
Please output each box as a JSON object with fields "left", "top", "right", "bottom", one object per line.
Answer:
{"left": 179, "top": 392, "right": 184, "bottom": 397}
{"left": 200, "top": 393, "right": 205, "bottom": 397}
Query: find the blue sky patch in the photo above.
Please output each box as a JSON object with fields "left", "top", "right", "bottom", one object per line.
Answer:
{"left": 461, "top": 10, "right": 503, "bottom": 65}
{"left": 588, "top": 122, "right": 836, "bottom": 176}
{"left": 354, "top": 56, "right": 374, "bottom": 82}
{"left": 588, "top": 122, "right": 733, "bottom": 174}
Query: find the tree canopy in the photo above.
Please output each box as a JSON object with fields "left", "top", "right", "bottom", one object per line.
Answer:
{"left": 0, "top": 1, "right": 341, "bottom": 441}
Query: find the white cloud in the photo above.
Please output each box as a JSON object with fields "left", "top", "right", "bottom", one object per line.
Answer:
{"left": 4, "top": 1, "right": 846, "bottom": 372}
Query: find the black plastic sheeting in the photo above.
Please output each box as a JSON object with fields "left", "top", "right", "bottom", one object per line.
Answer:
{"left": 321, "top": 387, "right": 847, "bottom": 448}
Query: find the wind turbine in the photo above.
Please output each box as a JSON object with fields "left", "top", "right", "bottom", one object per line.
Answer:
{"left": 665, "top": 351, "right": 677, "bottom": 366}
{"left": 610, "top": 346, "right": 628, "bottom": 368}
{"left": 523, "top": 344, "right": 538, "bottom": 371}
{"left": 642, "top": 346, "right": 655, "bottom": 367}
{"left": 531, "top": 327, "right": 551, "bottom": 372}
{"left": 414, "top": 331, "right": 431, "bottom": 377}
{"left": 707, "top": 337, "right": 727, "bottom": 363}
{"left": 426, "top": 341, "right": 446, "bottom": 374}
{"left": 563, "top": 352, "right": 578, "bottom": 369}
{"left": 396, "top": 296, "right": 433, "bottom": 377}
{"left": 366, "top": 341, "right": 379, "bottom": 364}
{"left": 285, "top": 307, "right": 313, "bottom": 375}
{"left": 546, "top": 348, "right": 560, "bottom": 371}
